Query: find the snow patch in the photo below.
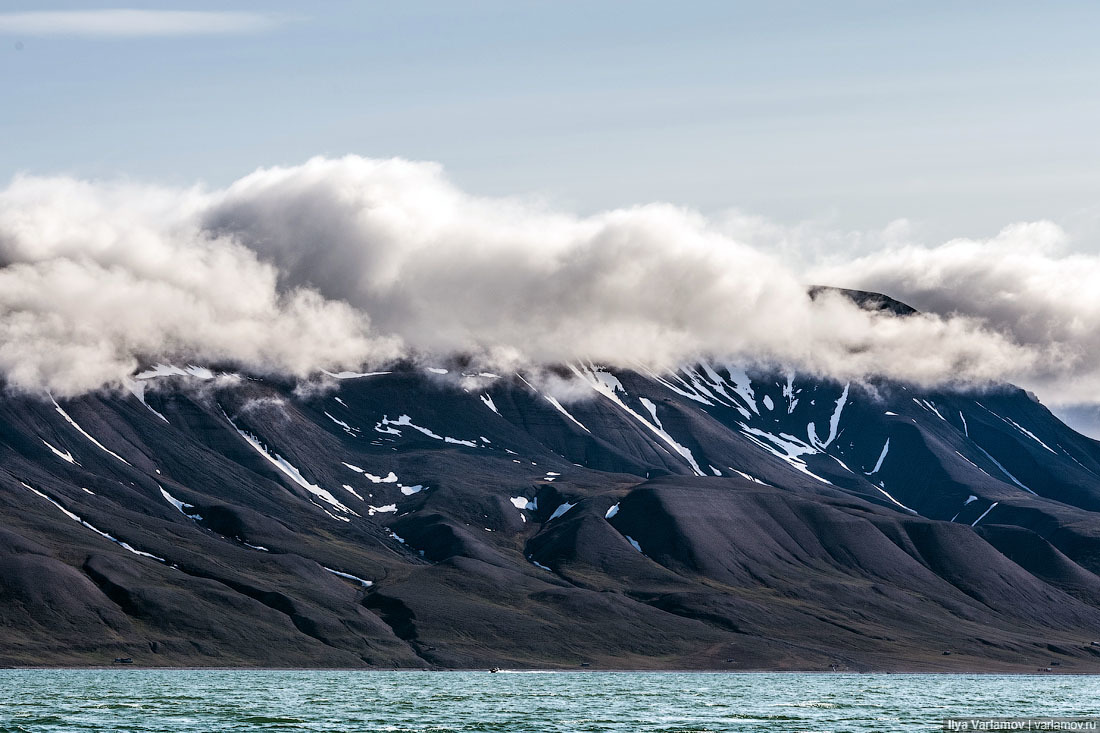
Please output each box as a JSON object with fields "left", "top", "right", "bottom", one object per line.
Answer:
{"left": 548, "top": 502, "right": 576, "bottom": 521}
{"left": 322, "top": 370, "right": 390, "bottom": 379}
{"left": 160, "top": 486, "right": 202, "bottom": 521}
{"left": 135, "top": 363, "right": 188, "bottom": 379}
{"left": 782, "top": 372, "right": 800, "bottom": 414}
{"left": 323, "top": 566, "right": 373, "bottom": 587}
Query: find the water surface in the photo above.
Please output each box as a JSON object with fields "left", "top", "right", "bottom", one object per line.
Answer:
{"left": 2, "top": 670, "right": 1098, "bottom": 732}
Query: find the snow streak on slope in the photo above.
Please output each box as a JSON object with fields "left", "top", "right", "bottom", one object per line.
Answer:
{"left": 873, "top": 484, "right": 917, "bottom": 514}
{"left": 972, "top": 501, "right": 999, "bottom": 527}
{"left": 980, "top": 404, "right": 1058, "bottom": 455}
{"left": 548, "top": 502, "right": 576, "bottom": 521}
{"left": 720, "top": 365, "right": 760, "bottom": 415}
{"left": 124, "top": 378, "right": 169, "bottom": 423}
{"left": 321, "top": 370, "right": 391, "bottom": 380}
{"left": 739, "top": 426, "right": 830, "bottom": 485}
{"left": 160, "top": 486, "right": 203, "bottom": 521}
{"left": 324, "top": 411, "right": 360, "bottom": 436}
{"left": 808, "top": 383, "right": 849, "bottom": 449}
{"left": 134, "top": 364, "right": 215, "bottom": 381}
{"left": 633, "top": 365, "right": 715, "bottom": 407}
{"left": 20, "top": 481, "right": 164, "bottom": 562}
{"left": 42, "top": 440, "right": 77, "bottom": 465}
{"left": 973, "top": 444, "right": 1036, "bottom": 495}
{"left": 544, "top": 395, "right": 591, "bottom": 433}
{"left": 572, "top": 364, "right": 704, "bottom": 476}
{"left": 323, "top": 567, "right": 373, "bottom": 587}
{"left": 50, "top": 396, "right": 131, "bottom": 465}
{"left": 379, "top": 415, "right": 478, "bottom": 447}
{"left": 221, "top": 409, "right": 356, "bottom": 517}
{"left": 867, "top": 439, "right": 890, "bottom": 475}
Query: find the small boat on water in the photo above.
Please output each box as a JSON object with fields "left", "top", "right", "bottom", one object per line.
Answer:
{"left": 489, "top": 667, "right": 500, "bottom": 673}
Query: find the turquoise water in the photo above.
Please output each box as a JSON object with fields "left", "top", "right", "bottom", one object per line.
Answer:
{"left": 1, "top": 670, "right": 1098, "bottom": 732}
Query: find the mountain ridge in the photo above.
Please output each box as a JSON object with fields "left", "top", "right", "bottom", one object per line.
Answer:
{"left": 3, "top": 293, "right": 1100, "bottom": 671}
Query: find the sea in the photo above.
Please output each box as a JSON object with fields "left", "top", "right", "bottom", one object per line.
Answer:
{"left": 1, "top": 670, "right": 1098, "bottom": 732}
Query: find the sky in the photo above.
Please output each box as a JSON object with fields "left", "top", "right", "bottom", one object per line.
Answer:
{"left": 2, "top": 3, "right": 1100, "bottom": 434}
{"left": 1, "top": 1, "right": 1099, "bottom": 240}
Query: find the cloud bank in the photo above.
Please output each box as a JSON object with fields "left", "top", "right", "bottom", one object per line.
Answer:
{"left": 0, "top": 155, "right": 1090, "bottom": 405}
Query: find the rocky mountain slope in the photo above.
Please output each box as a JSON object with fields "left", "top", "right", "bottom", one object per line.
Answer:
{"left": 4, "top": 297, "right": 1100, "bottom": 671}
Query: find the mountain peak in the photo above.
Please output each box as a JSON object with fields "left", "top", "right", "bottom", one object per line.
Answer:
{"left": 809, "top": 285, "right": 919, "bottom": 317}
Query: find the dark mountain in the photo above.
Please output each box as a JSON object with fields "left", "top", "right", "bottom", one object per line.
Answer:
{"left": 4, "top": 296, "right": 1100, "bottom": 671}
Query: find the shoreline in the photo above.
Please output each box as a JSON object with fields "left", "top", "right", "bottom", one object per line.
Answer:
{"left": 3, "top": 666, "right": 1099, "bottom": 676}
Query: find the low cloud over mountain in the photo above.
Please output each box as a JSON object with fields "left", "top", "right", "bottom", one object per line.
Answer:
{"left": 0, "top": 155, "right": 1092, "bottom": 405}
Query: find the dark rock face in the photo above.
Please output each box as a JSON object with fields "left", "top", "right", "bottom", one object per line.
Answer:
{"left": 5, "top": 351, "right": 1100, "bottom": 671}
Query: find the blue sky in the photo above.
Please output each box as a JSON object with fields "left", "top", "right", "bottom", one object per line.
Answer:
{"left": 2, "top": 1, "right": 1100, "bottom": 242}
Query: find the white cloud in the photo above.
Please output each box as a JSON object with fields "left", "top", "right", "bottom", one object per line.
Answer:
{"left": 0, "top": 155, "right": 1092, "bottom": 407}
{"left": 0, "top": 172, "right": 398, "bottom": 396}
{"left": 0, "top": 10, "right": 288, "bottom": 37}
{"left": 809, "top": 221, "right": 1100, "bottom": 404}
